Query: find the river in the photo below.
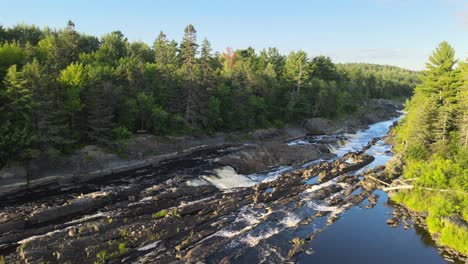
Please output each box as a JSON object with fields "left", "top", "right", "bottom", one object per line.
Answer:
{"left": 198, "top": 115, "right": 455, "bottom": 263}
{"left": 1, "top": 115, "right": 463, "bottom": 263}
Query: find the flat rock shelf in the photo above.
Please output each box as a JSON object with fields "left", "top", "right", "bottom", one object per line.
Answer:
{"left": 0, "top": 115, "right": 465, "bottom": 264}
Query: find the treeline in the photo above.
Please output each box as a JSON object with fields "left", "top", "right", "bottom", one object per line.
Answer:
{"left": 0, "top": 22, "right": 419, "bottom": 166}
{"left": 393, "top": 42, "right": 468, "bottom": 254}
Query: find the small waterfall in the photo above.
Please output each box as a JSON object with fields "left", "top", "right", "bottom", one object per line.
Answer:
{"left": 202, "top": 166, "right": 256, "bottom": 190}
{"left": 327, "top": 144, "right": 339, "bottom": 153}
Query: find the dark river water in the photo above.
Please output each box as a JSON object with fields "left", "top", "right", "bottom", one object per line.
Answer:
{"left": 3, "top": 114, "right": 463, "bottom": 263}
{"left": 297, "top": 190, "right": 447, "bottom": 264}
{"left": 296, "top": 116, "right": 449, "bottom": 263}
{"left": 205, "top": 115, "right": 456, "bottom": 263}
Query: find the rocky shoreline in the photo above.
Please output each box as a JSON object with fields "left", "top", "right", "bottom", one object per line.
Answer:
{"left": 0, "top": 99, "right": 401, "bottom": 200}
{"left": 0, "top": 99, "right": 410, "bottom": 263}
{"left": 363, "top": 128, "right": 468, "bottom": 263}
{"left": 0, "top": 99, "right": 464, "bottom": 263}
{"left": 382, "top": 157, "right": 468, "bottom": 263}
{"left": 1, "top": 138, "right": 383, "bottom": 263}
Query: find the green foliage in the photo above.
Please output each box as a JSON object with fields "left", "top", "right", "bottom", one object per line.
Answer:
{"left": 94, "top": 250, "right": 107, "bottom": 264}
{"left": 0, "top": 42, "right": 25, "bottom": 79}
{"left": 111, "top": 127, "right": 131, "bottom": 141}
{"left": 393, "top": 190, "right": 468, "bottom": 255}
{"left": 0, "top": 22, "right": 418, "bottom": 166}
{"left": 438, "top": 221, "right": 468, "bottom": 255}
{"left": 152, "top": 210, "right": 166, "bottom": 219}
{"left": 118, "top": 242, "right": 127, "bottom": 254}
{"left": 393, "top": 42, "right": 467, "bottom": 255}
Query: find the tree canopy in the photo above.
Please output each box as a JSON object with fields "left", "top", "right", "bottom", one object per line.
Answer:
{"left": 393, "top": 42, "right": 468, "bottom": 255}
{"left": 0, "top": 22, "right": 420, "bottom": 166}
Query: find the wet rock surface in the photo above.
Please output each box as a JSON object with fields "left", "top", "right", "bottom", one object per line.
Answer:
{"left": 1, "top": 110, "right": 464, "bottom": 264}
{"left": 0, "top": 138, "right": 384, "bottom": 263}
{"left": 217, "top": 142, "right": 324, "bottom": 175}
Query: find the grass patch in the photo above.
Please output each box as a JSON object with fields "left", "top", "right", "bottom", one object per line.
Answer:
{"left": 392, "top": 189, "right": 468, "bottom": 255}
{"left": 118, "top": 242, "right": 127, "bottom": 254}
{"left": 94, "top": 250, "right": 107, "bottom": 264}
{"left": 438, "top": 221, "right": 468, "bottom": 255}
{"left": 152, "top": 210, "right": 167, "bottom": 219}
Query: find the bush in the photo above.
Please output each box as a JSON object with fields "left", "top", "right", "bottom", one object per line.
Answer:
{"left": 111, "top": 126, "right": 131, "bottom": 141}
{"left": 111, "top": 126, "right": 131, "bottom": 157}
{"left": 392, "top": 190, "right": 467, "bottom": 255}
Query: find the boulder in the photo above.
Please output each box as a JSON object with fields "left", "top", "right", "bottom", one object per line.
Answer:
{"left": 248, "top": 128, "right": 282, "bottom": 140}
{"left": 361, "top": 113, "right": 381, "bottom": 124}
{"left": 385, "top": 155, "right": 404, "bottom": 177}
{"left": 302, "top": 118, "right": 335, "bottom": 135}
{"left": 218, "top": 143, "right": 321, "bottom": 174}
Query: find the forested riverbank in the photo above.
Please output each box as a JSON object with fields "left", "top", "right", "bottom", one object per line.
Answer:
{"left": 389, "top": 42, "right": 468, "bottom": 256}
{"left": 0, "top": 22, "right": 419, "bottom": 169}
{"left": 0, "top": 112, "right": 443, "bottom": 264}
{"left": 3, "top": 21, "right": 468, "bottom": 264}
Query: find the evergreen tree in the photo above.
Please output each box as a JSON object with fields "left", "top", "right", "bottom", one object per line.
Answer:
{"left": 0, "top": 22, "right": 422, "bottom": 166}
{"left": 180, "top": 24, "right": 200, "bottom": 127}
{"left": 83, "top": 65, "right": 116, "bottom": 144}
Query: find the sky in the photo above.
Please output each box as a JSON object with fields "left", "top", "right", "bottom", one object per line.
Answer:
{"left": 0, "top": 0, "right": 467, "bottom": 71}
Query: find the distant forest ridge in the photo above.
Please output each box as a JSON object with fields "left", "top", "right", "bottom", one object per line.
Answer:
{"left": 0, "top": 22, "right": 420, "bottom": 165}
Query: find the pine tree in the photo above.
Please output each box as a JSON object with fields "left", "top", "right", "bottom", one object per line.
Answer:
{"left": 200, "top": 38, "right": 215, "bottom": 92}
{"left": 154, "top": 31, "right": 170, "bottom": 65}
{"left": 180, "top": 24, "right": 199, "bottom": 127}
{"left": 0, "top": 65, "right": 35, "bottom": 164}
{"left": 196, "top": 38, "right": 216, "bottom": 128}
{"left": 420, "top": 42, "right": 461, "bottom": 143}
{"left": 84, "top": 66, "right": 116, "bottom": 144}
{"left": 20, "top": 60, "right": 52, "bottom": 150}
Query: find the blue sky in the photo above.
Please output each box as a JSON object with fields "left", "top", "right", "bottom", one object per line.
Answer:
{"left": 1, "top": 0, "right": 467, "bottom": 70}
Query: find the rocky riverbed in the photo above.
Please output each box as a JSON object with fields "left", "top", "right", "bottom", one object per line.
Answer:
{"left": 1, "top": 105, "right": 466, "bottom": 264}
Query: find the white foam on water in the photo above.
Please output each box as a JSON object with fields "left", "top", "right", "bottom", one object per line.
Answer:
{"left": 258, "top": 245, "right": 287, "bottom": 263}
{"left": 202, "top": 166, "right": 256, "bottom": 190}
{"left": 304, "top": 179, "right": 337, "bottom": 193}
{"left": 248, "top": 166, "right": 292, "bottom": 183}
{"left": 215, "top": 229, "right": 246, "bottom": 238}
{"left": 185, "top": 178, "right": 210, "bottom": 187}
{"left": 287, "top": 139, "right": 311, "bottom": 146}
{"left": 279, "top": 214, "right": 301, "bottom": 227}
{"left": 327, "top": 144, "right": 339, "bottom": 153}
{"left": 306, "top": 201, "right": 339, "bottom": 212}
{"left": 206, "top": 204, "right": 268, "bottom": 240}
{"left": 240, "top": 227, "right": 281, "bottom": 247}
{"left": 331, "top": 115, "right": 402, "bottom": 157}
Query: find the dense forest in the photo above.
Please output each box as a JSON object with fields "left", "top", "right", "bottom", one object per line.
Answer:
{"left": 393, "top": 42, "right": 468, "bottom": 254}
{"left": 0, "top": 22, "right": 419, "bottom": 166}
